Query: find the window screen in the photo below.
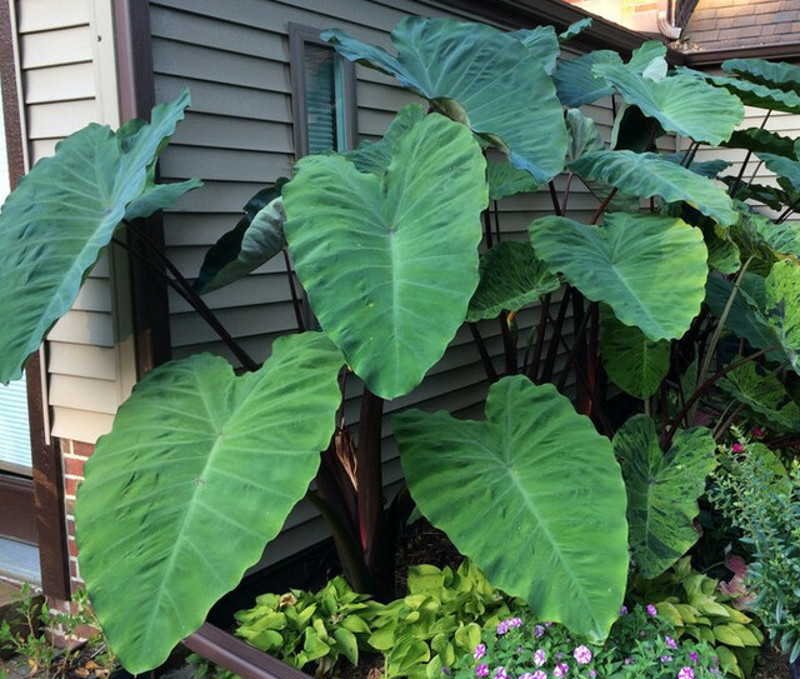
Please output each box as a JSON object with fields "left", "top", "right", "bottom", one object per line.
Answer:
{"left": 290, "top": 24, "right": 357, "bottom": 158}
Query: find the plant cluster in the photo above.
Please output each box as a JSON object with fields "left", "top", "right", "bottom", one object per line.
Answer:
{"left": 709, "top": 437, "right": 800, "bottom": 663}
{"left": 0, "top": 586, "right": 114, "bottom": 679}
{"left": 454, "top": 606, "right": 722, "bottom": 679}
{"left": 5, "top": 10, "right": 800, "bottom": 675}
{"left": 233, "top": 575, "right": 381, "bottom": 677}
{"left": 631, "top": 558, "right": 763, "bottom": 678}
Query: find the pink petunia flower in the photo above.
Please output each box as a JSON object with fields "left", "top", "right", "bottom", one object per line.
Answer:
{"left": 474, "top": 644, "right": 486, "bottom": 660}
{"left": 732, "top": 442, "right": 745, "bottom": 454}
{"left": 665, "top": 636, "right": 678, "bottom": 650}
{"left": 531, "top": 672, "right": 547, "bottom": 679}
{"left": 573, "top": 646, "right": 592, "bottom": 665}
{"left": 534, "top": 625, "right": 546, "bottom": 638}
{"left": 646, "top": 604, "right": 658, "bottom": 616}
{"left": 494, "top": 666, "right": 507, "bottom": 679}
{"left": 678, "top": 667, "right": 695, "bottom": 679}
{"left": 534, "top": 649, "right": 547, "bottom": 667}
{"left": 476, "top": 665, "right": 489, "bottom": 677}
{"left": 552, "top": 662, "right": 569, "bottom": 678}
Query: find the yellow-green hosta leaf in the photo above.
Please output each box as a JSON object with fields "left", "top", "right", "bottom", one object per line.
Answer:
{"left": 395, "top": 376, "right": 629, "bottom": 642}
{"left": 75, "top": 332, "right": 344, "bottom": 673}
{"left": 568, "top": 150, "right": 738, "bottom": 226}
{"left": 530, "top": 213, "right": 708, "bottom": 341}
{"left": 284, "top": 114, "right": 487, "bottom": 399}
{"left": 614, "top": 416, "right": 716, "bottom": 578}
{"left": 324, "top": 17, "right": 568, "bottom": 183}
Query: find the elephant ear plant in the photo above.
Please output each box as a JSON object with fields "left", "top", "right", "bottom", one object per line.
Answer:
{"left": 2, "top": 15, "right": 799, "bottom": 675}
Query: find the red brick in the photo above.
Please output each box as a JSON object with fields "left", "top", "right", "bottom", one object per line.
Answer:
{"left": 63, "top": 456, "right": 86, "bottom": 478}
{"left": 67, "top": 537, "right": 79, "bottom": 558}
{"left": 59, "top": 440, "right": 73, "bottom": 456}
{"left": 69, "top": 557, "right": 80, "bottom": 580}
{"left": 64, "top": 477, "right": 81, "bottom": 498}
{"left": 71, "top": 441, "right": 95, "bottom": 458}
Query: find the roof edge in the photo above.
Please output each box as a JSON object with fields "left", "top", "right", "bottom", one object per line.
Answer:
{"left": 683, "top": 42, "right": 800, "bottom": 67}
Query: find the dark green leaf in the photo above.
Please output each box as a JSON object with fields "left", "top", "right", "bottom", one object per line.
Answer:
{"left": 508, "top": 25, "right": 559, "bottom": 75}
{"left": 566, "top": 108, "right": 604, "bottom": 163}
{"left": 194, "top": 180, "right": 289, "bottom": 294}
{"left": 559, "top": 17, "right": 593, "bottom": 42}
{"left": 614, "top": 416, "right": 716, "bottom": 578}
{"left": 722, "top": 58, "right": 800, "bottom": 97}
{"left": 487, "top": 158, "right": 540, "bottom": 201}
{"left": 555, "top": 50, "right": 621, "bottom": 107}
{"left": 467, "top": 241, "right": 561, "bottom": 322}
{"left": 722, "top": 128, "right": 797, "bottom": 158}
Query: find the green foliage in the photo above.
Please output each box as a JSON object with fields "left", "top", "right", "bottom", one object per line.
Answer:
{"left": 394, "top": 376, "right": 629, "bottom": 643}
{"left": 0, "top": 90, "right": 198, "bottom": 385}
{"left": 632, "top": 558, "right": 765, "bottom": 678}
{"left": 613, "top": 417, "right": 717, "bottom": 578}
{"left": 234, "top": 576, "right": 382, "bottom": 677}
{"left": 75, "top": 332, "right": 345, "bottom": 673}
{"left": 283, "top": 113, "right": 487, "bottom": 399}
{"left": 454, "top": 605, "right": 723, "bottom": 679}
{"left": 709, "top": 439, "right": 800, "bottom": 663}
{"left": 530, "top": 213, "right": 709, "bottom": 341}
{"left": 194, "top": 179, "right": 289, "bottom": 294}
{"left": 370, "top": 561, "right": 525, "bottom": 679}
{"left": 0, "top": 586, "right": 114, "bottom": 679}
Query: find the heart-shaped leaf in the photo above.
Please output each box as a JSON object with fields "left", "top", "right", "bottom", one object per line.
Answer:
{"left": 689, "top": 70, "right": 800, "bottom": 115}
{"left": 394, "top": 376, "right": 628, "bottom": 642}
{"left": 345, "top": 104, "right": 427, "bottom": 176}
{"left": 722, "top": 128, "right": 797, "bottom": 158}
{"left": 194, "top": 180, "right": 289, "bottom": 294}
{"left": 594, "top": 65, "right": 744, "bottom": 145}
{"left": 323, "top": 17, "right": 568, "bottom": 183}
{"left": 75, "top": 332, "right": 344, "bottom": 673}
{"left": 529, "top": 213, "right": 708, "bottom": 341}
{"left": 283, "top": 114, "right": 487, "bottom": 399}
{"left": 568, "top": 150, "right": 738, "bottom": 226}
{"left": 600, "top": 307, "right": 670, "bottom": 399}
{"left": 566, "top": 108, "right": 604, "bottom": 163}
{"left": 661, "top": 154, "right": 731, "bottom": 179}
{"left": 755, "top": 152, "right": 800, "bottom": 193}
{"left": 467, "top": 241, "right": 561, "bottom": 322}
{"left": 508, "top": 25, "right": 559, "bottom": 75}
{"left": 613, "top": 415, "right": 716, "bottom": 578}
{"left": 0, "top": 91, "right": 192, "bottom": 385}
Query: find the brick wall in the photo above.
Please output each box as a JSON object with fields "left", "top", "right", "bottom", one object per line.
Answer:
{"left": 60, "top": 439, "right": 94, "bottom": 599}
{"left": 684, "top": 0, "right": 800, "bottom": 50}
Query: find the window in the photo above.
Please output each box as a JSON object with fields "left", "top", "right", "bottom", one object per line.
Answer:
{"left": 289, "top": 24, "right": 357, "bottom": 158}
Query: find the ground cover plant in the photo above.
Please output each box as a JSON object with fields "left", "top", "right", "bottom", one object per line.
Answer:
{"left": 3, "top": 13, "right": 800, "bottom": 676}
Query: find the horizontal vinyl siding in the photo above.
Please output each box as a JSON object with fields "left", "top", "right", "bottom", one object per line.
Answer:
{"left": 150, "top": 0, "right": 608, "bottom": 567}
{"left": 15, "top": 0, "right": 122, "bottom": 443}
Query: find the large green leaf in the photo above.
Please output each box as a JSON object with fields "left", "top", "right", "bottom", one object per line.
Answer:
{"left": 0, "top": 92, "right": 192, "bottom": 384}
{"left": 566, "top": 108, "right": 604, "bottom": 163}
{"left": 344, "top": 104, "right": 427, "bottom": 176}
{"left": 689, "top": 71, "right": 800, "bottom": 115}
{"left": 529, "top": 213, "right": 708, "bottom": 341}
{"left": 324, "top": 17, "right": 568, "bottom": 183}
{"left": 594, "top": 65, "right": 744, "bottom": 145}
{"left": 508, "top": 25, "right": 559, "bottom": 75}
{"left": 283, "top": 114, "right": 486, "bottom": 399}
{"left": 567, "top": 150, "right": 738, "bottom": 226}
{"left": 718, "top": 360, "right": 800, "bottom": 433}
{"left": 194, "top": 180, "right": 289, "bottom": 294}
{"left": 755, "top": 152, "right": 800, "bottom": 193}
{"left": 722, "top": 58, "right": 800, "bottom": 96}
{"left": 394, "top": 376, "right": 628, "bottom": 641}
{"left": 466, "top": 241, "right": 561, "bottom": 322}
{"left": 764, "top": 259, "right": 800, "bottom": 374}
{"left": 614, "top": 415, "right": 716, "bottom": 578}
{"left": 600, "top": 307, "right": 670, "bottom": 399}
{"left": 722, "top": 128, "right": 797, "bottom": 158}
{"left": 554, "top": 50, "right": 620, "bottom": 107}
{"left": 75, "top": 332, "right": 344, "bottom": 673}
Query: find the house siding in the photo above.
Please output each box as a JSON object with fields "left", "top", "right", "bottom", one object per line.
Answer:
{"left": 148, "top": 0, "right": 612, "bottom": 569}
{"left": 14, "top": 0, "right": 137, "bottom": 447}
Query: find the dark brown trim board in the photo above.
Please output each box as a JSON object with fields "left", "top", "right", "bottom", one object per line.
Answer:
{"left": 113, "top": 0, "right": 173, "bottom": 376}
{"left": 684, "top": 42, "right": 800, "bottom": 67}
{"left": 0, "top": 0, "right": 71, "bottom": 598}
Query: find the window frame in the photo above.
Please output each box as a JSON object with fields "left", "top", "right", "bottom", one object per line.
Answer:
{"left": 289, "top": 23, "right": 358, "bottom": 159}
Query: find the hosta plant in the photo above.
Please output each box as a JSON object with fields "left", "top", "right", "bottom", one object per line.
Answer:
{"left": 4, "top": 12, "right": 800, "bottom": 674}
